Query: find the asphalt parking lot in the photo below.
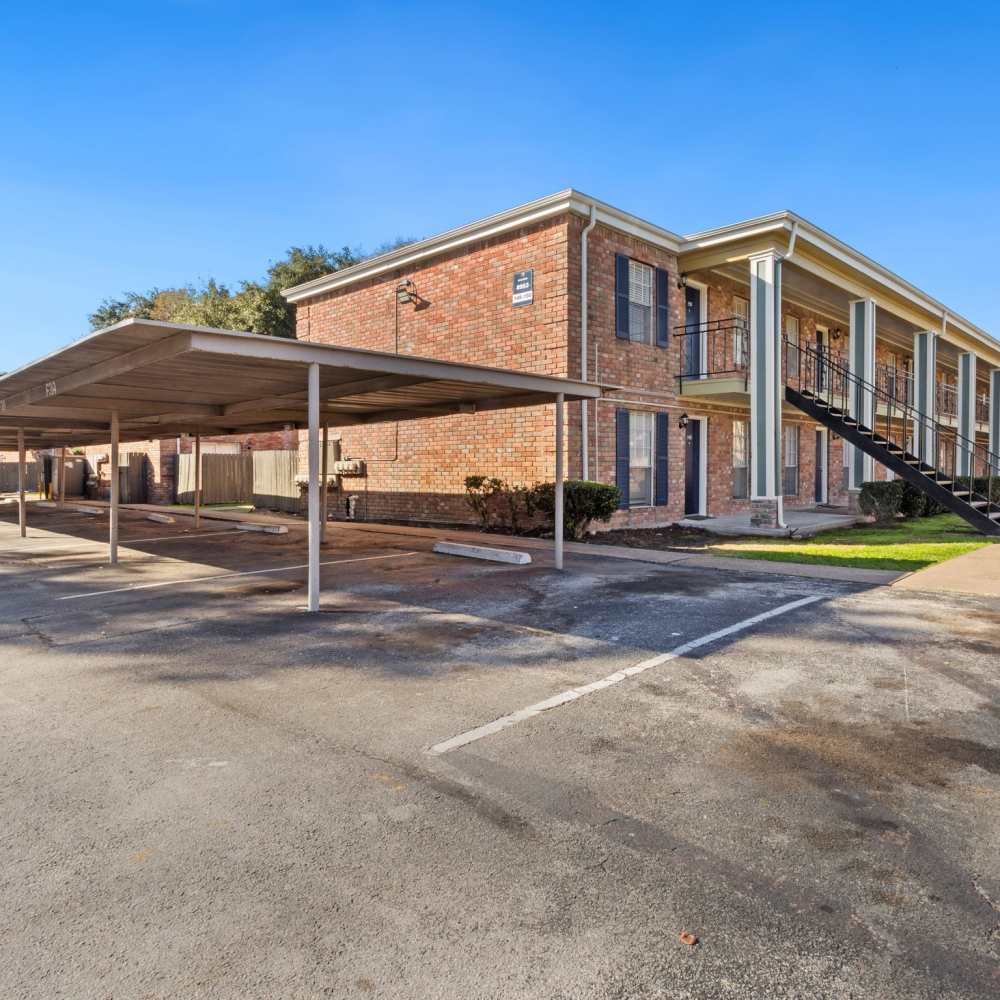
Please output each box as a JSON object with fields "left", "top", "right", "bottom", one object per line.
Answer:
{"left": 2, "top": 502, "right": 999, "bottom": 999}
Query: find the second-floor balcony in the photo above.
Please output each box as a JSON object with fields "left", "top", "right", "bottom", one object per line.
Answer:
{"left": 676, "top": 318, "right": 992, "bottom": 426}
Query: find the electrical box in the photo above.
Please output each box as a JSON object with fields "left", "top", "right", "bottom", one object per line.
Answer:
{"left": 333, "top": 459, "right": 366, "bottom": 477}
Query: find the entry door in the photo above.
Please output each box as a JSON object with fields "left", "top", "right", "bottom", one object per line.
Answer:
{"left": 814, "top": 429, "right": 827, "bottom": 503}
{"left": 684, "top": 286, "right": 702, "bottom": 376}
{"left": 685, "top": 420, "right": 702, "bottom": 515}
{"left": 815, "top": 328, "right": 828, "bottom": 392}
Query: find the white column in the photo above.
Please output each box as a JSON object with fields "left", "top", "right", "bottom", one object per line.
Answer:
{"left": 912, "top": 330, "right": 938, "bottom": 464}
{"left": 58, "top": 446, "right": 66, "bottom": 509}
{"left": 748, "top": 251, "right": 783, "bottom": 524}
{"left": 307, "top": 363, "right": 321, "bottom": 611}
{"left": 320, "top": 423, "right": 329, "bottom": 543}
{"left": 554, "top": 393, "right": 564, "bottom": 571}
{"left": 17, "top": 428, "right": 26, "bottom": 538}
{"left": 848, "top": 298, "right": 876, "bottom": 490}
{"left": 194, "top": 431, "right": 201, "bottom": 529}
{"left": 956, "top": 352, "right": 977, "bottom": 478}
{"left": 109, "top": 411, "right": 119, "bottom": 565}
{"left": 989, "top": 369, "right": 1000, "bottom": 473}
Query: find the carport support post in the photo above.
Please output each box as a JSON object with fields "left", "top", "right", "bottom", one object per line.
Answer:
{"left": 554, "top": 393, "right": 564, "bottom": 570}
{"left": 109, "top": 411, "right": 119, "bottom": 565}
{"left": 307, "top": 362, "right": 321, "bottom": 611}
{"left": 320, "top": 423, "right": 328, "bottom": 543}
{"left": 194, "top": 431, "right": 201, "bottom": 530}
{"left": 58, "top": 446, "right": 66, "bottom": 509}
{"left": 17, "top": 428, "right": 26, "bottom": 538}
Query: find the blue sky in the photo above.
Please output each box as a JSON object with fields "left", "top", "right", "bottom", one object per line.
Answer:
{"left": 2, "top": 1, "right": 999, "bottom": 371}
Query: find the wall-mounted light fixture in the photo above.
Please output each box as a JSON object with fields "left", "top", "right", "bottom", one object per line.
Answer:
{"left": 832, "top": 327, "right": 843, "bottom": 340}
{"left": 678, "top": 413, "right": 689, "bottom": 429}
{"left": 677, "top": 273, "right": 689, "bottom": 289}
{"left": 396, "top": 279, "right": 416, "bottom": 305}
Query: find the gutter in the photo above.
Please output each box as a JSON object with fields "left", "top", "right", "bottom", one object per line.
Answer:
{"left": 580, "top": 203, "right": 597, "bottom": 479}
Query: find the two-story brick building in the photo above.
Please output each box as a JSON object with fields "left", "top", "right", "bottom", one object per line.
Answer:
{"left": 281, "top": 190, "right": 1000, "bottom": 531}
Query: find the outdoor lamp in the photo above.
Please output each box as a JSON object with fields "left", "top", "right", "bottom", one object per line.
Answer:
{"left": 678, "top": 413, "right": 689, "bottom": 429}
{"left": 396, "top": 280, "right": 416, "bottom": 305}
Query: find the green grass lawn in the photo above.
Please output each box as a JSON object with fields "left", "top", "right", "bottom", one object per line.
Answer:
{"left": 710, "top": 513, "right": 996, "bottom": 572}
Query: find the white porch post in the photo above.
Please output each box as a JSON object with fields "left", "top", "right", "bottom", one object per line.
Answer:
{"left": 989, "top": 368, "right": 1000, "bottom": 473}
{"left": 109, "top": 411, "right": 119, "bottom": 565}
{"left": 956, "top": 351, "right": 977, "bottom": 478}
{"left": 320, "top": 423, "right": 329, "bottom": 543}
{"left": 912, "top": 330, "right": 938, "bottom": 464}
{"left": 58, "top": 446, "right": 66, "bottom": 509}
{"left": 554, "top": 393, "right": 564, "bottom": 570}
{"left": 748, "top": 251, "right": 783, "bottom": 526}
{"left": 307, "top": 362, "right": 321, "bottom": 611}
{"left": 848, "top": 298, "right": 876, "bottom": 491}
{"left": 193, "top": 430, "right": 201, "bottom": 529}
{"left": 17, "top": 428, "right": 26, "bottom": 538}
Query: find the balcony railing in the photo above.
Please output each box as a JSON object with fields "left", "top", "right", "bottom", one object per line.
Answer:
{"left": 875, "top": 362, "right": 913, "bottom": 406}
{"left": 938, "top": 381, "right": 957, "bottom": 420}
{"left": 675, "top": 317, "right": 749, "bottom": 384}
{"left": 977, "top": 393, "right": 990, "bottom": 425}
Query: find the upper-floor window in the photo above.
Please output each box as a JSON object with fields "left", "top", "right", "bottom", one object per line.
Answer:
{"left": 628, "top": 261, "right": 653, "bottom": 344}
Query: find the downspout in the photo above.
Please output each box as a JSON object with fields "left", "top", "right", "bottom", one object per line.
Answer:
{"left": 580, "top": 203, "right": 598, "bottom": 479}
{"left": 775, "top": 220, "right": 799, "bottom": 530}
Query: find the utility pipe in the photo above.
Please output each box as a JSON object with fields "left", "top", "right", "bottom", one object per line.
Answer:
{"left": 580, "top": 204, "right": 597, "bottom": 479}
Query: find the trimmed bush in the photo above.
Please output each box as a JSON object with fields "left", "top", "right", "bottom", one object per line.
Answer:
{"left": 532, "top": 480, "right": 621, "bottom": 539}
{"left": 899, "top": 481, "right": 927, "bottom": 519}
{"left": 858, "top": 480, "right": 905, "bottom": 524}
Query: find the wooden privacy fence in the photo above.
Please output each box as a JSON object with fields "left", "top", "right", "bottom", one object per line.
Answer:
{"left": 176, "top": 450, "right": 299, "bottom": 511}
{"left": 0, "top": 461, "right": 40, "bottom": 493}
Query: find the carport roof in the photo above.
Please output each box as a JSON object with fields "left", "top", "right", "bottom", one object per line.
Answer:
{"left": 0, "top": 319, "right": 602, "bottom": 450}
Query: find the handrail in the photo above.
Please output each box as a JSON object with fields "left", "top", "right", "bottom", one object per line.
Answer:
{"left": 675, "top": 317, "right": 749, "bottom": 385}
{"left": 792, "top": 338, "right": 997, "bottom": 515}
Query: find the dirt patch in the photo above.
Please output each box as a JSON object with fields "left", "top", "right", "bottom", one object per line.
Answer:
{"left": 582, "top": 526, "right": 724, "bottom": 551}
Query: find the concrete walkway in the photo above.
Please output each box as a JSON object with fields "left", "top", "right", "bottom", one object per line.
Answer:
{"left": 891, "top": 542, "right": 1000, "bottom": 598}
{"left": 31, "top": 500, "right": 902, "bottom": 586}
{"left": 679, "top": 507, "right": 861, "bottom": 538}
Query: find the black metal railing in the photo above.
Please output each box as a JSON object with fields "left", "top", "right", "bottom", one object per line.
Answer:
{"left": 675, "top": 317, "right": 749, "bottom": 384}
{"left": 792, "top": 338, "right": 999, "bottom": 523}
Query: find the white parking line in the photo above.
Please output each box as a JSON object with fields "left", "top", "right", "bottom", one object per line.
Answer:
{"left": 58, "top": 551, "right": 419, "bottom": 601}
{"left": 428, "top": 594, "right": 825, "bottom": 755}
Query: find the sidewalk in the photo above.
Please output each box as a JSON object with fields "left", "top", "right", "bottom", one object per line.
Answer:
{"left": 891, "top": 542, "right": 1000, "bottom": 598}
{"left": 48, "top": 500, "right": 904, "bottom": 586}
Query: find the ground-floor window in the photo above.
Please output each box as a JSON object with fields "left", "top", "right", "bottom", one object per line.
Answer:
{"left": 782, "top": 424, "right": 800, "bottom": 496}
{"left": 629, "top": 411, "right": 654, "bottom": 507}
{"left": 732, "top": 419, "right": 749, "bottom": 498}
{"left": 841, "top": 436, "right": 851, "bottom": 490}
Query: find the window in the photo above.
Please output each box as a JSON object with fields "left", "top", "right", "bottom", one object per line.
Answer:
{"left": 785, "top": 315, "right": 800, "bottom": 378}
{"left": 628, "top": 260, "right": 653, "bottom": 344}
{"left": 629, "top": 410, "right": 654, "bottom": 506}
{"left": 842, "top": 435, "right": 851, "bottom": 490}
{"left": 733, "top": 296, "right": 749, "bottom": 369}
{"left": 782, "top": 425, "right": 800, "bottom": 496}
{"left": 732, "top": 419, "right": 749, "bottom": 499}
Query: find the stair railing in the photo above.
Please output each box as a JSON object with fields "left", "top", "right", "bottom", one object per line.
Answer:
{"left": 791, "top": 339, "right": 997, "bottom": 517}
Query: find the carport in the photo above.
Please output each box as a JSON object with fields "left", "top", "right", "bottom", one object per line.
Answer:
{"left": 0, "top": 319, "right": 601, "bottom": 610}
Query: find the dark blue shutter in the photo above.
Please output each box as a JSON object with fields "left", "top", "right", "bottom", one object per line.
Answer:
{"left": 655, "top": 268, "right": 670, "bottom": 347}
{"left": 615, "top": 408, "right": 630, "bottom": 509}
{"left": 615, "top": 255, "right": 630, "bottom": 340}
{"left": 654, "top": 412, "right": 669, "bottom": 505}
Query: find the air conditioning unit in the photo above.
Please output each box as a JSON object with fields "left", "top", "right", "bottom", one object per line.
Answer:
{"left": 332, "top": 459, "right": 366, "bottom": 477}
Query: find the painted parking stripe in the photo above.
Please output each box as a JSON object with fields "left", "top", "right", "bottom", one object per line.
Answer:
{"left": 428, "top": 594, "right": 824, "bottom": 755}
{"left": 58, "top": 551, "right": 419, "bottom": 600}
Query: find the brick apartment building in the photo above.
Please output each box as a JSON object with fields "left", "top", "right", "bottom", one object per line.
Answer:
{"left": 280, "top": 190, "right": 1000, "bottom": 529}
{"left": 17, "top": 190, "right": 998, "bottom": 532}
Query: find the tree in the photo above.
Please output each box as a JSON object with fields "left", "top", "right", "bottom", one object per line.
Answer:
{"left": 88, "top": 237, "right": 417, "bottom": 338}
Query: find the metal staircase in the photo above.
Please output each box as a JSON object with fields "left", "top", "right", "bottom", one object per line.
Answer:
{"left": 787, "top": 341, "right": 1000, "bottom": 536}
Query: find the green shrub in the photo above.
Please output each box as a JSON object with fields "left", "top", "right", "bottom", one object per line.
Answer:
{"left": 899, "top": 481, "right": 927, "bottom": 519}
{"left": 970, "top": 476, "right": 1000, "bottom": 503}
{"left": 464, "top": 476, "right": 537, "bottom": 533}
{"left": 858, "top": 480, "right": 904, "bottom": 524}
{"left": 532, "top": 480, "right": 621, "bottom": 539}
{"left": 464, "top": 475, "right": 505, "bottom": 529}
